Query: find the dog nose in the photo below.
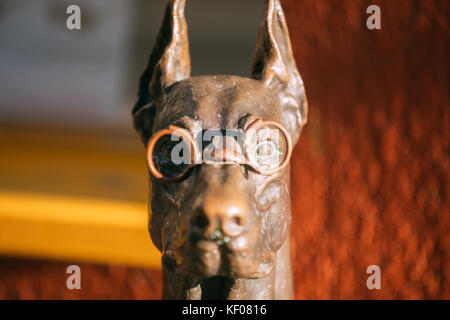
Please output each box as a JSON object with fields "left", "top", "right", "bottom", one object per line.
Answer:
{"left": 193, "top": 194, "right": 247, "bottom": 239}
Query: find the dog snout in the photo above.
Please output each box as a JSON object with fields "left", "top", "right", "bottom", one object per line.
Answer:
{"left": 192, "top": 190, "right": 247, "bottom": 239}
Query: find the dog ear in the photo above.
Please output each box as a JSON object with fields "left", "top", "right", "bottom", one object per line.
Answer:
{"left": 252, "top": 0, "right": 307, "bottom": 145}
{"left": 133, "top": 103, "right": 156, "bottom": 144}
{"left": 133, "top": 0, "right": 191, "bottom": 143}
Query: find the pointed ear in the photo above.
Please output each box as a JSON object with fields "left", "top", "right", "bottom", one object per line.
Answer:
{"left": 133, "top": 0, "right": 191, "bottom": 143}
{"left": 133, "top": 103, "right": 156, "bottom": 144}
{"left": 252, "top": 0, "right": 307, "bottom": 145}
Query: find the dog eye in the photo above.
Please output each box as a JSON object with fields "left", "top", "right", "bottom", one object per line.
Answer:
{"left": 256, "top": 140, "right": 278, "bottom": 157}
{"left": 245, "top": 123, "right": 289, "bottom": 173}
{"left": 160, "top": 140, "right": 181, "bottom": 158}
{"left": 254, "top": 129, "right": 286, "bottom": 168}
{"left": 152, "top": 136, "right": 191, "bottom": 179}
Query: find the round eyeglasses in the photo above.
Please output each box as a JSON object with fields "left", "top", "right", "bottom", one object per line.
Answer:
{"left": 146, "top": 118, "right": 293, "bottom": 182}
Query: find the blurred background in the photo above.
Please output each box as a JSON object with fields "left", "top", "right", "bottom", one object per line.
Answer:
{"left": 0, "top": 0, "right": 448, "bottom": 299}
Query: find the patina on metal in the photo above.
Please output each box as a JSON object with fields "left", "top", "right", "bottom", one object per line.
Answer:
{"left": 132, "top": 0, "right": 307, "bottom": 300}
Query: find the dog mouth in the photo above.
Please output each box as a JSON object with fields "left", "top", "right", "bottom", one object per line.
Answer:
{"left": 188, "top": 236, "right": 255, "bottom": 277}
{"left": 165, "top": 235, "right": 275, "bottom": 280}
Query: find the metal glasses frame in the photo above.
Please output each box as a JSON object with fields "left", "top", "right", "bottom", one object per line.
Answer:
{"left": 146, "top": 118, "right": 293, "bottom": 182}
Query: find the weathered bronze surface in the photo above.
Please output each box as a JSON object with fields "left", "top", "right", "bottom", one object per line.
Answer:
{"left": 132, "top": 0, "right": 307, "bottom": 300}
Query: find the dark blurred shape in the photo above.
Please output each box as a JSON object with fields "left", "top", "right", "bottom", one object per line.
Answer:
{"left": 133, "top": 0, "right": 263, "bottom": 78}
{"left": 0, "top": 0, "right": 134, "bottom": 126}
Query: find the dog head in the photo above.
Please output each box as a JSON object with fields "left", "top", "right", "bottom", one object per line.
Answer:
{"left": 133, "top": 0, "right": 307, "bottom": 281}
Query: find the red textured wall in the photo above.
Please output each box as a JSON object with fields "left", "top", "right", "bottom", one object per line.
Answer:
{"left": 0, "top": 0, "right": 448, "bottom": 299}
{"left": 0, "top": 258, "right": 162, "bottom": 300}
{"left": 287, "top": 0, "right": 449, "bottom": 299}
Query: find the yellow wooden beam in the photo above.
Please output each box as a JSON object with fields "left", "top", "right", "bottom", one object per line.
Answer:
{"left": 0, "top": 122, "right": 162, "bottom": 267}
{"left": 0, "top": 191, "right": 161, "bottom": 268}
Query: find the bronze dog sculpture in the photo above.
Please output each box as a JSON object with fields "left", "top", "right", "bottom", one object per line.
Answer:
{"left": 133, "top": 0, "right": 307, "bottom": 299}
